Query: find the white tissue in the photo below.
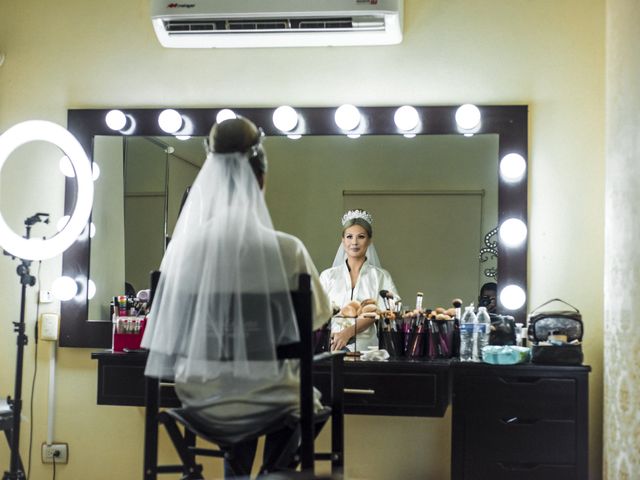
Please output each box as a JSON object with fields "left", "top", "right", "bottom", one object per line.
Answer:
{"left": 360, "top": 349, "right": 390, "bottom": 362}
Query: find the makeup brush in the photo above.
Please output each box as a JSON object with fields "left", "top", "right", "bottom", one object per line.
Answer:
{"left": 451, "top": 298, "right": 463, "bottom": 358}
{"left": 379, "top": 290, "right": 391, "bottom": 310}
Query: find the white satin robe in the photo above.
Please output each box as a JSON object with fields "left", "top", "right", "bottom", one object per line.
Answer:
{"left": 319, "top": 260, "right": 398, "bottom": 351}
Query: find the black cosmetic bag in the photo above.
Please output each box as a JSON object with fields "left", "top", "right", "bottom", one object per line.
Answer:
{"left": 489, "top": 314, "right": 516, "bottom": 346}
{"left": 527, "top": 298, "right": 584, "bottom": 365}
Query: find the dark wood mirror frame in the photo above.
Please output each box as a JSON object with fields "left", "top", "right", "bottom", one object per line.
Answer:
{"left": 60, "top": 105, "right": 527, "bottom": 348}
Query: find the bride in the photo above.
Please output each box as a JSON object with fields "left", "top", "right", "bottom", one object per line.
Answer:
{"left": 320, "top": 209, "right": 398, "bottom": 351}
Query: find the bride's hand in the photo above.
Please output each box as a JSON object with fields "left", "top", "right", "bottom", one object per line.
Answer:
{"left": 331, "top": 329, "right": 351, "bottom": 351}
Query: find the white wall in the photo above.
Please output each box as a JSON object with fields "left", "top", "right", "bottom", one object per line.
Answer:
{"left": 0, "top": 0, "right": 605, "bottom": 478}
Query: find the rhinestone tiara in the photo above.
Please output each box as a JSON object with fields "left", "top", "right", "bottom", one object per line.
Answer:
{"left": 341, "top": 209, "right": 373, "bottom": 227}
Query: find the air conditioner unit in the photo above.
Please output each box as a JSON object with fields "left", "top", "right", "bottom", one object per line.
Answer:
{"left": 150, "top": 0, "right": 403, "bottom": 48}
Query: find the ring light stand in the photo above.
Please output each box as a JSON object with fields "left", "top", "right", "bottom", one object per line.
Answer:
{"left": 2, "top": 214, "right": 49, "bottom": 480}
{"left": 0, "top": 121, "right": 93, "bottom": 480}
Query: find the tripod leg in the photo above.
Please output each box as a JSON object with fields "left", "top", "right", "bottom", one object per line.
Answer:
{"left": 3, "top": 427, "right": 25, "bottom": 476}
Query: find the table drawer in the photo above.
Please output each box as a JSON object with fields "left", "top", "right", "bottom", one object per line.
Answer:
{"left": 464, "top": 417, "right": 576, "bottom": 464}
{"left": 96, "top": 362, "right": 180, "bottom": 407}
{"left": 315, "top": 367, "right": 449, "bottom": 416}
{"left": 466, "top": 462, "right": 578, "bottom": 480}
{"left": 455, "top": 375, "right": 576, "bottom": 420}
{"left": 344, "top": 371, "right": 436, "bottom": 406}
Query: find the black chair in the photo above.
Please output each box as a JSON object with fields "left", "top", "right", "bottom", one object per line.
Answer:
{"left": 143, "top": 272, "right": 345, "bottom": 479}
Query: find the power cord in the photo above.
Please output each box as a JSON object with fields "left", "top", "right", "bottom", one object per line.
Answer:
{"left": 26, "top": 260, "right": 42, "bottom": 480}
{"left": 52, "top": 452, "right": 57, "bottom": 480}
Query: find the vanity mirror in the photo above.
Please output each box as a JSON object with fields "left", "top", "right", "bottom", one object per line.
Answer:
{"left": 60, "top": 105, "right": 527, "bottom": 348}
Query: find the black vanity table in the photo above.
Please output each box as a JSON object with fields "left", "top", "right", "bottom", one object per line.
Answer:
{"left": 91, "top": 351, "right": 589, "bottom": 479}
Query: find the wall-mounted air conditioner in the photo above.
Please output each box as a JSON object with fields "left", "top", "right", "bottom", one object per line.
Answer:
{"left": 150, "top": 0, "right": 403, "bottom": 48}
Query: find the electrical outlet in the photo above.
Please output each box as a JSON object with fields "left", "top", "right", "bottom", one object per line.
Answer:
{"left": 41, "top": 443, "right": 68, "bottom": 464}
{"left": 40, "top": 313, "right": 60, "bottom": 341}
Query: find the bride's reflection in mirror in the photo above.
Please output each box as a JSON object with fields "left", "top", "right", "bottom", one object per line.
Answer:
{"left": 319, "top": 209, "right": 398, "bottom": 352}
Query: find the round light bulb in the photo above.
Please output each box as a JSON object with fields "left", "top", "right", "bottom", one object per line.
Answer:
{"left": 59, "top": 155, "right": 74, "bottom": 177}
{"left": 455, "top": 104, "right": 481, "bottom": 130}
{"left": 500, "top": 153, "right": 527, "bottom": 182}
{"left": 394, "top": 105, "right": 420, "bottom": 131}
{"left": 92, "top": 162, "right": 100, "bottom": 181}
{"left": 273, "top": 106, "right": 298, "bottom": 132}
{"left": 216, "top": 109, "right": 236, "bottom": 124}
{"left": 499, "top": 218, "right": 527, "bottom": 247}
{"left": 158, "top": 109, "right": 183, "bottom": 134}
{"left": 105, "top": 110, "right": 127, "bottom": 131}
{"left": 334, "top": 104, "right": 361, "bottom": 131}
{"left": 87, "top": 279, "right": 96, "bottom": 300}
{"left": 52, "top": 276, "right": 78, "bottom": 301}
{"left": 56, "top": 216, "right": 70, "bottom": 232}
{"left": 499, "top": 284, "right": 526, "bottom": 310}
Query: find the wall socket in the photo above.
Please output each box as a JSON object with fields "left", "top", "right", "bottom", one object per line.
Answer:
{"left": 41, "top": 443, "right": 68, "bottom": 464}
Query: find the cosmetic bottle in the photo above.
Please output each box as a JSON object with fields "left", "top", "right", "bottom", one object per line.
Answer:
{"left": 415, "top": 292, "right": 423, "bottom": 311}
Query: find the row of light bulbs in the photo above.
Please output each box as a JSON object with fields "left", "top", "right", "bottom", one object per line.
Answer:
{"left": 105, "top": 103, "right": 483, "bottom": 138}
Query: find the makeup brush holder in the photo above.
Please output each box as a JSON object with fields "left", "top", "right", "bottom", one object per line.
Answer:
{"left": 407, "top": 331, "right": 425, "bottom": 358}
{"left": 112, "top": 315, "right": 147, "bottom": 352}
{"left": 434, "top": 320, "right": 455, "bottom": 358}
{"left": 379, "top": 330, "right": 401, "bottom": 357}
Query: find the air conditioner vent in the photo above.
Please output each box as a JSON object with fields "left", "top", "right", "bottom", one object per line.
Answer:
{"left": 164, "top": 16, "right": 385, "bottom": 35}
{"left": 166, "top": 20, "right": 226, "bottom": 32}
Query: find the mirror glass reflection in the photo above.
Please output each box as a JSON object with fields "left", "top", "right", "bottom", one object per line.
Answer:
{"left": 88, "top": 133, "right": 498, "bottom": 320}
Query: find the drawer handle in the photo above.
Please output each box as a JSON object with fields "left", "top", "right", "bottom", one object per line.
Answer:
{"left": 344, "top": 388, "right": 375, "bottom": 395}
{"left": 499, "top": 376, "right": 542, "bottom": 385}
{"left": 501, "top": 417, "right": 539, "bottom": 425}
{"left": 497, "top": 462, "right": 540, "bottom": 471}
{"left": 159, "top": 381, "right": 176, "bottom": 387}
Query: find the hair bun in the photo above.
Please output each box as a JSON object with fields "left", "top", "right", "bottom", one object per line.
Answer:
{"left": 209, "top": 116, "right": 260, "bottom": 154}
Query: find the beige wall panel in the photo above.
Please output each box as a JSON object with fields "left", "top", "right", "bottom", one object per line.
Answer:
{"left": 604, "top": 0, "right": 640, "bottom": 477}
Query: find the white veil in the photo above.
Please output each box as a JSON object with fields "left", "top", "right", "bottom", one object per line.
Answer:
{"left": 141, "top": 150, "right": 298, "bottom": 384}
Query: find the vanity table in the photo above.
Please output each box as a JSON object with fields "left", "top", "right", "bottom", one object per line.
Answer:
{"left": 91, "top": 352, "right": 590, "bottom": 479}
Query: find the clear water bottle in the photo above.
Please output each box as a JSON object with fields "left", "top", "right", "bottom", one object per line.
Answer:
{"left": 475, "top": 306, "right": 491, "bottom": 361}
{"left": 459, "top": 305, "right": 477, "bottom": 362}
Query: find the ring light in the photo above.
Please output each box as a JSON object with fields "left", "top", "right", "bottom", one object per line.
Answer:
{"left": 0, "top": 120, "right": 94, "bottom": 260}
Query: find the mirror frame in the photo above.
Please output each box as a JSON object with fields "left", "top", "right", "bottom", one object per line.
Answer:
{"left": 60, "top": 105, "right": 528, "bottom": 347}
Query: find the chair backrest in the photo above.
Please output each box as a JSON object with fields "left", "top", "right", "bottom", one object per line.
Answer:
{"left": 148, "top": 270, "right": 316, "bottom": 469}
{"left": 148, "top": 270, "right": 311, "bottom": 361}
